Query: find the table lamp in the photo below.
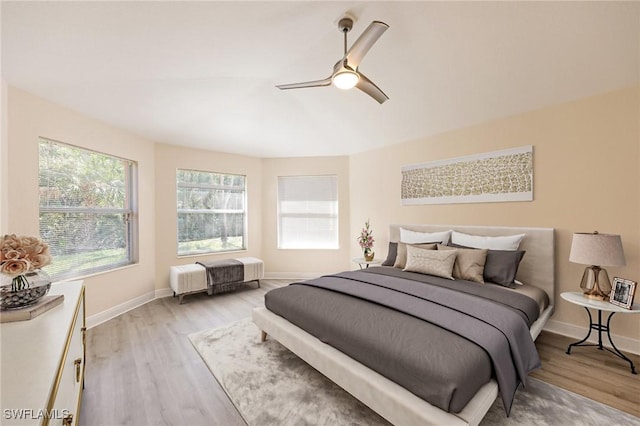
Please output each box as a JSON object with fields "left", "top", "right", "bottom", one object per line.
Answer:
{"left": 569, "top": 231, "right": 626, "bottom": 300}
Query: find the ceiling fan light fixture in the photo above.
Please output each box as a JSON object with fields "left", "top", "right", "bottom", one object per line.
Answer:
{"left": 332, "top": 70, "right": 359, "bottom": 90}
{"left": 276, "top": 19, "right": 389, "bottom": 103}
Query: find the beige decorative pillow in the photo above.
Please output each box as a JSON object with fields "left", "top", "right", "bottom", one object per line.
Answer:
{"left": 438, "top": 244, "right": 488, "bottom": 284}
{"left": 393, "top": 242, "right": 437, "bottom": 269}
{"left": 403, "top": 245, "right": 457, "bottom": 280}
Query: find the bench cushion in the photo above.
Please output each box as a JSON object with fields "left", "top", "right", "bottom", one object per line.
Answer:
{"left": 170, "top": 257, "right": 264, "bottom": 296}
{"left": 237, "top": 257, "right": 264, "bottom": 282}
{"left": 170, "top": 264, "right": 207, "bottom": 295}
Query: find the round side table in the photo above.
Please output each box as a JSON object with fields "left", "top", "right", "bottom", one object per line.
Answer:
{"left": 352, "top": 258, "right": 382, "bottom": 270}
{"left": 561, "top": 291, "right": 639, "bottom": 374}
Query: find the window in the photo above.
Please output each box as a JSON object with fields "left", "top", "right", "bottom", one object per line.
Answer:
{"left": 278, "top": 175, "right": 338, "bottom": 249}
{"left": 177, "top": 169, "right": 246, "bottom": 255}
{"left": 39, "top": 138, "right": 137, "bottom": 280}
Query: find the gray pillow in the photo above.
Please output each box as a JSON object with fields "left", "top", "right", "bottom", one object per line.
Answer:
{"left": 449, "top": 242, "right": 525, "bottom": 286}
{"left": 382, "top": 242, "right": 398, "bottom": 266}
{"left": 484, "top": 250, "right": 526, "bottom": 287}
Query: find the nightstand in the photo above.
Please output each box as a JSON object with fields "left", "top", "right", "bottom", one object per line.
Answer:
{"left": 352, "top": 258, "right": 382, "bottom": 270}
{"left": 561, "top": 291, "right": 639, "bottom": 374}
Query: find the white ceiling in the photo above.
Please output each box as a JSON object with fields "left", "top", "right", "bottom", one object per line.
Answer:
{"left": 2, "top": 1, "right": 638, "bottom": 158}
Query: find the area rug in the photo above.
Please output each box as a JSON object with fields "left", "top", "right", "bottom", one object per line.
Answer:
{"left": 189, "top": 318, "right": 640, "bottom": 426}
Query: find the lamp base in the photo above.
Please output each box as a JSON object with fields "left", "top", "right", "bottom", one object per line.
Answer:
{"left": 579, "top": 266, "right": 611, "bottom": 301}
{"left": 583, "top": 291, "right": 607, "bottom": 301}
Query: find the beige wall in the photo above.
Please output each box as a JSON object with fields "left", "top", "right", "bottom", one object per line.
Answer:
{"left": 1, "top": 79, "right": 8, "bottom": 233}
{"left": 3, "top": 88, "right": 349, "bottom": 318}
{"left": 261, "top": 156, "right": 352, "bottom": 276}
{"left": 5, "top": 87, "right": 157, "bottom": 317}
{"left": 0, "top": 5, "right": 6, "bottom": 233}
{"left": 349, "top": 86, "right": 640, "bottom": 342}
{"left": 4, "top": 85, "right": 638, "bottom": 344}
{"left": 154, "top": 143, "right": 263, "bottom": 290}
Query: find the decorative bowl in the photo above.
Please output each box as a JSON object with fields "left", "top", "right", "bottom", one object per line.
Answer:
{"left": 0, "top": 269, "right": 52, "bottom": 310}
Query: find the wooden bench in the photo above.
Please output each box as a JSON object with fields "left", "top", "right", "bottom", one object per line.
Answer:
{"left": 169, "top": 257, "right": 264, "bottom": 304}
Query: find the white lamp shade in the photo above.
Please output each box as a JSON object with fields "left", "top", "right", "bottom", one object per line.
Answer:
{"left": 332, "top": 70, "right": 359, "bottom": 90}
{"left": 569, "top": 232, "right": 626, "bottom": 267}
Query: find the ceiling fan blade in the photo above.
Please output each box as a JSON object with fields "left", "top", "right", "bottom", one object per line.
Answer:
{"left": 276, "top": 77, "right": 332, "bottom": 90}
{"left": 345, "top": 21, "right": 389, "bottom": 68}
{"left": 356, "top": 72, "right": 389, "bottom": 104}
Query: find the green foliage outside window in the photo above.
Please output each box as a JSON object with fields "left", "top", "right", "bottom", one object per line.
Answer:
{"left": 177, "top": 169, "right": 246, "bottom": 255}
{"left": 39, "top": 139, "right": 136, "bottom": 279}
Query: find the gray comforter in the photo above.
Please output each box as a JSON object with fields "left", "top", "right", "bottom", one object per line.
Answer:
{"left": 264, "top": 267, "right": 542, "bottom": 415}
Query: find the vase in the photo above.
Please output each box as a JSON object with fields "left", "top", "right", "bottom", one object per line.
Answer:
{"left": 364, "top": 249, "right": 375, "bottom": 262}
{"left": 0, "top": 269, "right": 52, "bottom": 310}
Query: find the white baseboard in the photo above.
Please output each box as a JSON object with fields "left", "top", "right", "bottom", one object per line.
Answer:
{"left": 544, "top": 319, "right": 640, "bottom": 355}
{"left": 155, "top": 287, "right": 174, "bottom": 299}
{"left": 86, "top": 290, "right": 156, "bottom": 329}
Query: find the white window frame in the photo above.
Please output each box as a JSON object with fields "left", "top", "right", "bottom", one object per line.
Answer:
{"left": 277, "top": 175, "right": 339, "bottom": 250}
{"left": 176, "top": 169, "right": 247, "bottom": 256}
{"left": 38, "top": 138, "right": 138, "bottom": 280}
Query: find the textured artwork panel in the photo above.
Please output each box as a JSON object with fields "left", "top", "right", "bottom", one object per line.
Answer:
{"left": 401, "top": 146, "right": 533, "bottom": 205}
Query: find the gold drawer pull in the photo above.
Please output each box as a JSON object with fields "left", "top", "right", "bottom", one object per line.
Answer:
{"left": 62, "top": 413, "right": 74, "bottom": 426}
{"left": 74, "top": 358, "right": 82, "bottom": 383}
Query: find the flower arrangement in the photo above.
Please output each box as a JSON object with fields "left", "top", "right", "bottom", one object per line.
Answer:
{"left": 357, "top": 219, "right": 375, "bottom": 260}
{"left": 0, "top": 234, "right": 52, "bottom": 291}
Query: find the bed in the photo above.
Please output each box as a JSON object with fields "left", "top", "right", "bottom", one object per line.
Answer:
{"left": 252, "top": 224, "right": 555, "bottom": 426}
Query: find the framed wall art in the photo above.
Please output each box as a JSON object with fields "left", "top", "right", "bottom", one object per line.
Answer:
{"left": 401, "top": 145, "right": 533, "bottom": 205}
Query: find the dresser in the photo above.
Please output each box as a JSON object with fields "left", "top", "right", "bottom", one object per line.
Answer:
{"left": 1, "top": 281, "right": 85, "bottom": 426}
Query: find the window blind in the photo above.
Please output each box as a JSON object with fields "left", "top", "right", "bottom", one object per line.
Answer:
{"left": 177, "top": 169, "right": 247, "bottom": 255}
{"left": 278, "top": 175, "right": 339, "bottom": 249}
{"left": 39, "top": 138, "right": 137, "bottom": 280}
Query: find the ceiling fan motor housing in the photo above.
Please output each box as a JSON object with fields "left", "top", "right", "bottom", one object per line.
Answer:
{"left": 338, "top": 17, "right": 354, "bottom": 33}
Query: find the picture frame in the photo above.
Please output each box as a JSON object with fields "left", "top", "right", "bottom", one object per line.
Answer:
{"left": 609, "top": 277, "right": 637, "bottom": 309}
{"left": 400, "top": 145, "right": 533, "bottom": 205}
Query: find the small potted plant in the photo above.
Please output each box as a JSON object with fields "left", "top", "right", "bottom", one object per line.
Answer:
{"left": 357, "top": 219, "right": 375, "bottom": 261}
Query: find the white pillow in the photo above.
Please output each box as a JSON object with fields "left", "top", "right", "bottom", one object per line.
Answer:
{"left": 450, "top": 230, "right": 525, "bottom": 251}
{"left": 400, "top": 228, "right": 452, "bottom": 245}
{"left": 404, "top": 245, "right": 457, "bottom": 280}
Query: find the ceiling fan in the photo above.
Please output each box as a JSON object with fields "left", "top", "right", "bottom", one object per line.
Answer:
{"left": 276, "top": 17, "right": 389, "bottom": 104}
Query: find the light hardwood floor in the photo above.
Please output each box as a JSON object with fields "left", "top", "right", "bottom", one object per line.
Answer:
{"left": 80, "top": 280, "right": 640, "bottom": 425}
{"left": 531, "top": 331, "right": 639, "bottom": 417}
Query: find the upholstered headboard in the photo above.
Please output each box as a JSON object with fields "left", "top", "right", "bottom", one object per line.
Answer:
{"left": 389, "top": 224, "right": 555, "bottom": 306}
